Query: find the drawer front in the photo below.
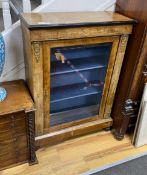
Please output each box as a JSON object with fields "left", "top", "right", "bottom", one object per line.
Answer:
{"left": 0, "top": 112, "right": 29, "bottom": 169}
{"left": 0, "top": 142, "right": 27, "bottom": 157}
{"left": 0, "top": 135, "right": 29, "bottom": 169}
{"left": 0, "top": 148, "right": 28, "bottom": 162}
{"left": 0, "top": 115, "right": 12, "bottom": 124}
{"left": 0, "top": 112, "right": 25, "bottom": 124}
{"left": 0, "top": 134, "right": 28, "bottom": 148}
{"left": 0, "top": 149, "right": 28, "bottom": 169}
{"left": 0, "top": 119, "right": 26, "bottom": 133}
{"left": 0, "top": 126, "right": 26, "bottom": 142}
{"left": 0, "top": 142, "right": 16, "bottom": 157}
{"left": 0, "top": 112, "right": 26, "bottom": 133}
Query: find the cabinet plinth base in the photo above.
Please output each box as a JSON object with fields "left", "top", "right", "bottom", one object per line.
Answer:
{"left": 35, "top": 118, "right": 113, "bottom": 148}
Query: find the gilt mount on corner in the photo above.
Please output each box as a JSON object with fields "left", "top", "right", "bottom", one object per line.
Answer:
{"left": 20, "top": 12, "right": 135, "bottom": 147}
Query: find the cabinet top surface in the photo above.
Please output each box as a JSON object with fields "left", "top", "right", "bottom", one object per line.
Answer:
{"left": 20, "top": 11, "right": 135, "bottom": 29}
{"left": 0, "top": 80, "right": 35, "bottom": 115}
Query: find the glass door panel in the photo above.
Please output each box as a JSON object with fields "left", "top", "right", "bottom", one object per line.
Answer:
{"left": 50, "top": 43, "right": 112, "bottom": 126}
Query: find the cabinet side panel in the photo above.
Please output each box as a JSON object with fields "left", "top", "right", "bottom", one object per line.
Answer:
{"left": 22, "top": 24, "right": 44, "bottom": 136}
{"left": 21, "top": 24, "right": 34, "bottom": 96}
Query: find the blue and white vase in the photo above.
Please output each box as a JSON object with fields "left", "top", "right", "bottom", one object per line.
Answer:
{"left": 0, "top": 34, "right": 7, "bottom": 102}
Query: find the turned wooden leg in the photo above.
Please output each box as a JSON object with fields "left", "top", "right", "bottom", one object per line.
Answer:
{"left": 114, "top": 113, "right": 130, "bottom": 140}
{"left": 114, "top": 99, "right": 140, "bottom": 141}
{"left": 114, "top": 132, "right": 124, "bottom": 140}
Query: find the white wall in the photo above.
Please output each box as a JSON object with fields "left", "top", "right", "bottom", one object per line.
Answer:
{"left": 0, "top": 0, "right": 2, "bottom": 8}
{"left": 40, "top": 0, "right": 116, "bottom": 12}
{"left": 0, "top": 0, "right": 116, "bottom": 81}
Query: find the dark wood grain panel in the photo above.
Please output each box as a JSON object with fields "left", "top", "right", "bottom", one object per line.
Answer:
{"left": 0, "top": 135, "right": 27, "bottom": 148}
{"left": 0, "top": 126, "right": 26, "bottom": 142}
{"left": 0, "top": 114, "right": 12, "bottom": 124}
{"left": 0, "top": 150, "right": 28, "bottom": 170}
{"left": 0, "top": 119, "right": 26, "bottom": 133}
{"left": 0, "top": 144, "right": 27, "bottom": 156}
{"left": 0, "top": 148, "right": 28, "bottom": 161}
{"left": 0, "top": 114, "right": 25, "bottom": 124}
{"left": 112, "top": 0, "right": 147, "bottom": 139}
{"left": 0, "top": 159, "right": 17, "bottom": 169}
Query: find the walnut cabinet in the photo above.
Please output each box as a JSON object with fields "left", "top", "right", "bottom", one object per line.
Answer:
{"left": 20, "top": 12, "right": 134, "bottom": 147}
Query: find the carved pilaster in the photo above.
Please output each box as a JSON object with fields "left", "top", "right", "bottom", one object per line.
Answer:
{"left": 27, "top": 112, "right": 38, "bottom": 165}
{"left": 31, "top": 41, "right": 44, "bottom": 136}
{"left": 32, "top": 42, "right": 41, "bottom": 63}
{"left": 120, "top": 35, "right": 128, "bottom": 52}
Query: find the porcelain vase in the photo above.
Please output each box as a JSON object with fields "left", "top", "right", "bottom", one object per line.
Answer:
{"left": 0, "top": 34, "right": 7, "bottom": 102}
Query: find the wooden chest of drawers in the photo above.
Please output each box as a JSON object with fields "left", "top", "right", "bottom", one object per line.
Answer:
{"left": 0, "top": 80, "right": 37, "bottom": 170}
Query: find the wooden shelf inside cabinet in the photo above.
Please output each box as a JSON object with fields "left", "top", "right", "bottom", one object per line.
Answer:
{"left": 50, "top": 57, "right": 107, "bottom": 76}
{"left": 20, "top": 11, "right": 135, "bottom": 147}
{"left": 0, "top": 80, "right": 38, "bottom": 170}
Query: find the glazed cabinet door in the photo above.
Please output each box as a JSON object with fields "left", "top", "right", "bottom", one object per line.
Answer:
{"left": 43, "top": 36, "right": 120, "bottom": 131}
